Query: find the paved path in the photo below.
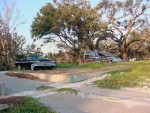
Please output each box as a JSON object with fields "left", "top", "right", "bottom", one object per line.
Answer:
{"left": 0, "top": 72, "right": 52, "bottom": 95}
{"left": 38, "top": 73, "right": 150, "bottom": 113}
{"left": 77, "top": 86, "right": 150, "bottom": 103}
{"left": 40, "top": 93, "right": 150, "bottom": 113}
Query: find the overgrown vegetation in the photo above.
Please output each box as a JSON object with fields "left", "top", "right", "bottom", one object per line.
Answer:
{"left": 94, "top": 60, "right": 150, "bottom": 89}
{"left": 1, "top": 96, "right": 56, "bottom": 113}
{"left": 80, "top": 62, "right": 111, "bottom": 68}
{"left": 56, "top": 63, "right": 78, "bottom": 68}
{"left": 37, "top": 85, "right": 54, "bottom": 90}
{"left": 57, "top": 88, "right": 78, "bottom": 94}
{"left": 56, "top": 62, "right": 111, "bottom": 69}
{"left": 0, "top": 66, "right": 14, "bottom": 71}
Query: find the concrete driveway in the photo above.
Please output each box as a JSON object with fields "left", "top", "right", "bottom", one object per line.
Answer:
{"left": 0, "top": 71, "right": 52, "bottom": 95}
{"left": 40, "top": 93, "right": 150, "bottom": 113}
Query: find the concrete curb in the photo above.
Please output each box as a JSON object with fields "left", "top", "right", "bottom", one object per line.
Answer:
{"left": 0, "top": 82, "right": 5, "bottom": 96}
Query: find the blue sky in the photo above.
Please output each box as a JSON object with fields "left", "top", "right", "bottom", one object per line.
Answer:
{"left": 0, "top": 0, "right": 100, "bottom": 54}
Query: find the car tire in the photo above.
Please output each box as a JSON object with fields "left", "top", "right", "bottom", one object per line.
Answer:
{"left": 31, "top": 64, "right": 36, "bottom": 71}
{"left": 18, "top": 65, "right": 22, "bottom": 70}
{"left": 49, "top": 66, "right": 54, "bottom": 70}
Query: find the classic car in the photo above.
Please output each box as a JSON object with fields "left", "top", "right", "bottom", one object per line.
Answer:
{"left": 15, "top": 55, "right": 56, "bottom": 70}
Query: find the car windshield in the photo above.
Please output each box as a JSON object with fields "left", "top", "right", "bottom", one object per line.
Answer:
{"left": 39, "top": 59, "right": 51, "bottom": 61}
{"left": 27, "top": 55, "right": 44, "bottom": 60}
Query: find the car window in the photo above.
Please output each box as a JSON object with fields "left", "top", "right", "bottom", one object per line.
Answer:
{"left": 39, "top": 59, "right": 51, "bottom": 61}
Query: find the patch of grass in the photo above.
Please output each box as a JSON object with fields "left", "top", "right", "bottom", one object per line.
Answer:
{"left": 57, "top": 62, "right": 111, "bottom": 69}
{"left": 37, "top": 85, "right": 54, "bottom": 90}
{"left": 56, "top": 63, "right": 78, "bottom": 68}
{"left": 80, "top": 62, "right": 110, "bottom": 68}
{"left": 94, "top": 60, "right": 150, "bottom": 89}
{"left": 2, "top": 96, "right": 56, "bottom": 113}
{"left": 94, "top": 70, "right": 138, "bottom": 89}
{"left": 56, "top": 88, "right": 78, "bottom": 94}
{"left": 0, "top": 66, "right": 17, "bottom": 71}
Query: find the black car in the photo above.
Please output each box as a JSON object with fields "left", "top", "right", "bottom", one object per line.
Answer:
{"left": 15, "top": 55, "right": 56, "bottom": 70}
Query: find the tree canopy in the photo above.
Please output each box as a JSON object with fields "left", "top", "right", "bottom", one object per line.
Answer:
{"left": 97, "top": 0, "right": 150, "bottom": 60}
{"left": 31, "top": 0, "right": 113, "bottom": 63}
{"left": 31, "top": 0, "right": 150, "bottom": 62}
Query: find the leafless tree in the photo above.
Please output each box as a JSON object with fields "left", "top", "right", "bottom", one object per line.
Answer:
{"left": 0, "top": 0, "right": 25, "bottom": 69}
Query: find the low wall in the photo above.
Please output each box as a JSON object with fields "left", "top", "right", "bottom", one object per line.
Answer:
{"left": 0, "top": 82, "right": 5, "bottom": 96}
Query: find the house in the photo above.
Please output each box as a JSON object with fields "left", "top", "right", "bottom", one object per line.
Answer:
{"left": 98, "top": 52, "right": 115, "bottom": 58}
{"left": 83, "top": 51, "right": 114, "bottom": 60}
{"left": 82, "top": 51, "right": 115, "bottom": 63}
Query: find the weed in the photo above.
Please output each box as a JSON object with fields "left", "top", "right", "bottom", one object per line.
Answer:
{"left": 56, "top": 88, "right": 78, "bottom": 94}
{"left": 37, "top": 85, "right": 54, "bottom": 90}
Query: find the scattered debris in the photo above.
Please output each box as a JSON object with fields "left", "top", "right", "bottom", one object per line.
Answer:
{"left": 6, "top": 73, "right": 40, "bottom": 80}
{"left": 0, "top": 96, "right": 22, "bottom": 106}
{"left": 0, "top": 96, "right": 22, "bottom": 110}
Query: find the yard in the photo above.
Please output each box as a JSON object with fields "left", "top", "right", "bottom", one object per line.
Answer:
{"left": 1, "top": 60, "right": 150, "bottom": 113}
{"left": 94, "top": 60, "right": 150, "bottom": 89}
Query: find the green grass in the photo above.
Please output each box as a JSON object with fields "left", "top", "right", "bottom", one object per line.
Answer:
{"left": 79, "top": 62, "right": 111, "bottom": 68}
{"left": 56, "top": 88, "right": 78, "bottom": 94}
{"left": 56, "top": 63, "right": 78, "bottom": 68}
{"left": 37, "top": 86, "right": 78, "bottom": 94}
{"left": 56, "top": 62, "right": 111, "bottom": 69}
{"left": 37, "top": 85, "right": 54, "bottom": 90}
{"left": 2, "top": 96, "right": 56, "bottom": 113}
{"left": 94, "top": 60, "right": 150, "bottom": 89}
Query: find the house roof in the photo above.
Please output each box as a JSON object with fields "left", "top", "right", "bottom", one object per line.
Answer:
{"left": 83, "top": 51, "right": 97, "bottom": 55}
{"left": 99, "top": 52, "right": 114, "bottom": 57}
{"left": 83, "top": 51, "right": 114, "bottom": 57}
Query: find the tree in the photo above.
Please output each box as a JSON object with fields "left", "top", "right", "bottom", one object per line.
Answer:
{"left": 31, "top": 0, "right": 112, "bottom": 63}
{"left": 0, "top": 0, "right": 25, "bottom": 69}
{"left": 25, "top": 43, "right": 43, "bottom": 55}
{"left": 128, "top": 27, "right": 150, "bottom": 59}
{"left": 98, "top": 40, "right": 119, "bottom": 56}
{"left": 97, "top": 0, "right": 150, "bottom": 60}
{"left": 13, "top": 32, "right": 26, "bottom": 54}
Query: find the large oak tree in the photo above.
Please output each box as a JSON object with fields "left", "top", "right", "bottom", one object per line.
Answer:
{"left": 31, "top": 0, "right": 112, "bottom": 63}
{"left": 97, "top": 0, "right": 150, "bottom": 60}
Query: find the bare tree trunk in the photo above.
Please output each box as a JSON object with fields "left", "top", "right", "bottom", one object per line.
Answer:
{"left": 121, "top": 47, "right": 128, "bottom": 61}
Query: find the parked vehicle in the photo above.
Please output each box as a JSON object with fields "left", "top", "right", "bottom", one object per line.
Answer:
{"left": 15, "top": 55, "right": 56, "bottom": 70}
{"left": 107, "top": 56, "right": 122, "bottom": 63}
{"left": 82, "top": 51, "right": 114, "bottom": 63}
{"left": 81, "top": 56, "right": 111, "bottom": 63}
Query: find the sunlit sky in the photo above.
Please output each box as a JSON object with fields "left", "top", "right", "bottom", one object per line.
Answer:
{"left": 0, "top": 0, "right": 100, "bottom": 54}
